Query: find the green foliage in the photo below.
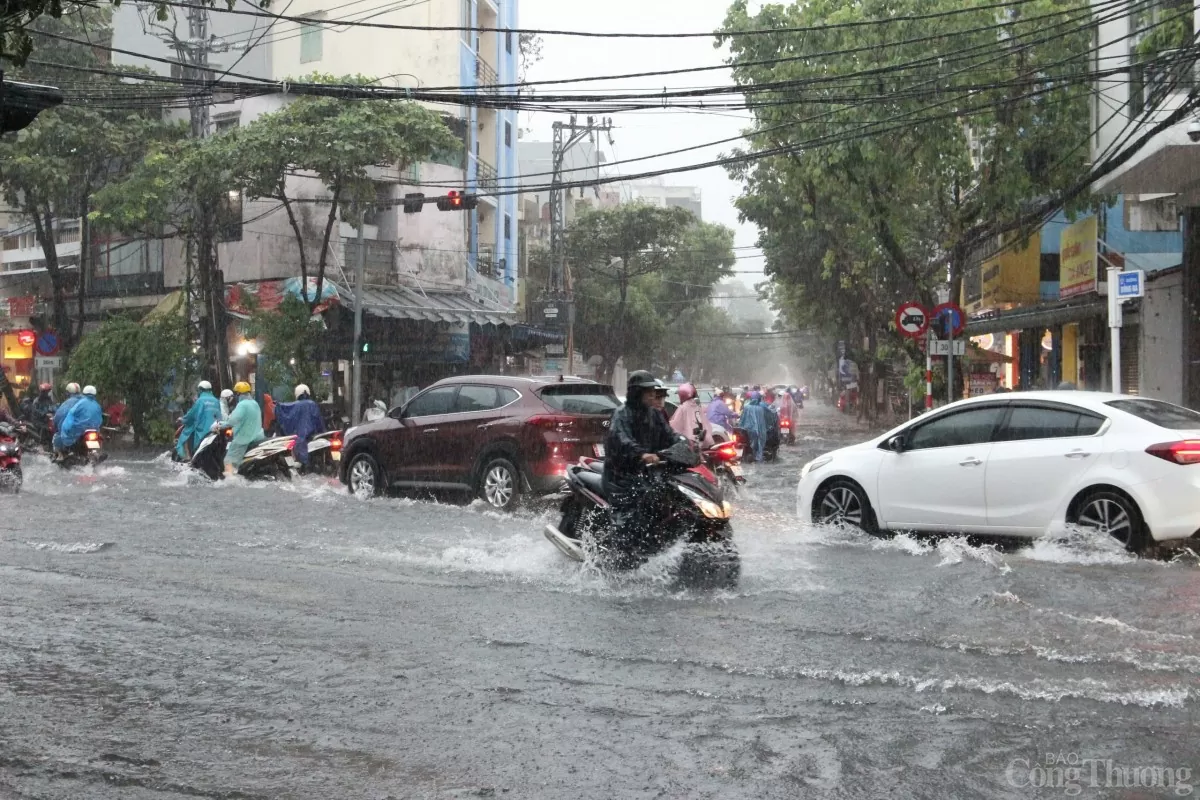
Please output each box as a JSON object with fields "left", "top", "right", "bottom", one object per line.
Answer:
{"left": 244, "top": 296, "right": 327, "bottom": 394}
{"left": 66, "top": 316, "right": 189, "bottom": 444}
{"left": 562, "top": 204, "right": 736, "bottom": 376}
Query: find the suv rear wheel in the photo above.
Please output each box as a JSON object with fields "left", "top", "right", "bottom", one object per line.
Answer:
{"left": 347, "top": 452, "right": 383, "bottom": 498}
{"left": 479, "top": 457, "right": 520, "bottom": 511}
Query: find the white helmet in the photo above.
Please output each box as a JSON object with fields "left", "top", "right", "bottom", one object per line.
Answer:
{"left": 373, "top": 400, "right": 386, "bottom": 412}
{"left": 82, "top": 385, "right": 97, "bottom": 396}
{"left": 198, "top": 380, "right": 212, "bottom": 391}
{"left": 220, "top": 388, "right": 234, "bottom": 400}
{"left": 66, "top": 382, "right": 80, "bottom": 394}
{"left": 294, "top": 383, "right": 311, "bottom": 400}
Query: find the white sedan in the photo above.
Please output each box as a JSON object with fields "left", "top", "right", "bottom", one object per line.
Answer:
{"left": 797, "top": 391, "right": 1200, "bottom": 552}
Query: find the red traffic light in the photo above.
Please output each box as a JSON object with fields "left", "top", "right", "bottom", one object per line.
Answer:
{"left": 436, "top": 190, "right": 479, "bottom": 211}
{"left": 447, "top": 191, "right": 463, "bottom": 209}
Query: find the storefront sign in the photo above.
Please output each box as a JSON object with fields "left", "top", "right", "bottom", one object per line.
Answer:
{"left": 7, "top": 295, "right": 36, "bottom": 318}
{"left": 969, "top": 372, "right": 998, "bottom": 397}
{"left": 1059, "top": 216, "right": 1098, "bottom": 299}
{"left": 15, "top": 329, "right": 36, "bottom": 347}
{"left": 2, "top": 333, "right": 34, "bottom": 360}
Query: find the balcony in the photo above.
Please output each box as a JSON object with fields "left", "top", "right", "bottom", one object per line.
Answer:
{"left": 344, "top": 239, "right": 398, "bottom": 286}
{"left": 476, "top": 58, "right": 500, "bottom": 95}
{"left": 477, "top": 245, "right": 503, "bottom": 281}
{"left": 89, "top": 270, "right": 165, "bottom": 298}
{"left": 476, "top": 157, "right": 499, "bottom": 193}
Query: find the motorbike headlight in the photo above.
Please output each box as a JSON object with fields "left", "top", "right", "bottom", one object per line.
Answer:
{"left": 0, "top": 444, "right": 10, "bottom": 454}
{"left": 800, "top": 455, "right": 832, "bottom": 480}
{"left": 677, "top": 484, "right": 728, "bottom": 519}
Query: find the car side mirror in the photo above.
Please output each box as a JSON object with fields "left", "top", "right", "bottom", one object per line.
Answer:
{"left": 887, "top": 434, "right": 908, "bottom": 453}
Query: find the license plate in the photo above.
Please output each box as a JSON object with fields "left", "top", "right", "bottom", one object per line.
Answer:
{"left": 85, "top": 440, "right": 100, "bottom": 450}
{"left": 729, "top": 464, "right": 743, "bottom": 478}
{"left": 331, "top": 451, "right": 341, "bottom": 461}
{"left": 594, "top": 444, "right": 605, "bottom": 457}
{"left": 285, "top": 457, "right": 298, "bottom": 469}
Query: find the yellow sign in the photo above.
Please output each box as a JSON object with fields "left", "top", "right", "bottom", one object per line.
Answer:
{"left": 2, "top": 334, "right": 34, "bottom": 360}
{"left": 963, "top": 233, "right": 1041, "bottom": 313}
{"left": 1059, "top": 215, "right": 1098, "bottom": 299}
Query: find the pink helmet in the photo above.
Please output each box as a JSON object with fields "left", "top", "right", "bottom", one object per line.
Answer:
{"left": 677, "top": 383, "right": 697, "bottom": 403}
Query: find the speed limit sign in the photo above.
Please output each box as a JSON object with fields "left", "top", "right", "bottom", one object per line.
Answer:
{"left": 894, "top": 301, "right": 930, "bottom": 339}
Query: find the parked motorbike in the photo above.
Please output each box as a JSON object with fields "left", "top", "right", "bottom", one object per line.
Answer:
{"left": 189, "top": 424, "right": 299, "bottom": 481}
{"left": 0, "top": 421, "right": 25, "bottom": 492}
{"left": 543, "top": 441, "right": 740, "bottom": 590}
{"left": 54, "top": 428, "right": 107, "bottom": 470}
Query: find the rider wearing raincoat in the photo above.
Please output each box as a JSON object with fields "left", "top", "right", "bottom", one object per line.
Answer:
{"left": 176, "top": 380, "right": 221, "bottom": 459}
{"left": 275, "top": 383, "right": 324, "bottom": 467}
{"left": 225, "top": 382, "right": 265, "bottom": 474}
{"left": 738, "top": 391, "right": 769, "bottom": 463}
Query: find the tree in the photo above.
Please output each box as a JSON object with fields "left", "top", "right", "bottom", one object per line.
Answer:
{"left": 66, "top": 315, "right": 189, "bottom": 444}
{"left": 229, "top": 74, "right": 461, "bottom": 312}
{"left": 245, "top": 295, "right": 326, "bottom": 395}
{"left": 0, "top": 8, "right": 184, "bottom": 352}
{"left": 566, "top": 204, "right": 732, "bottom": 378}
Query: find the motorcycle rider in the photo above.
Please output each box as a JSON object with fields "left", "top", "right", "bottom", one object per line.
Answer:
{"left": 53, "top": 385, "right": 102, "bottom": 458}
{"left": 225, "top": 381, "right": 265, "bottom": 475}
{"left": 275, "top": 383, "right": 324, "bottom": 469}
{"left": 707, "top": 389, "right": 738, "bottom": 431}
{"left": 594, "top": 371, "right": 685, "bottom": 561}
{"left": 53, "top": 382, "right": 82, "bottom": 432}
{"left": 175, "top": 380, "right": 221, "bottom": 460}
{"left": 776, "top": 387, "right": 799, "bottom": 433}
{"left": 219, "top": 388, "right": 235, "bottom": 420}
{"left": 669, "top": 382, "right": 714, "bottom": 446}
{"left": 739, "top": 390, "right": 769, "bottom": 463}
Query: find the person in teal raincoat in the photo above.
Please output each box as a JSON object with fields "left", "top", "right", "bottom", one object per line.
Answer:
{"left": 225, "top": 381, "right": 264, "bottom": 474}
{"left": 176, "top": 380, "right": 221, "bottom": 459}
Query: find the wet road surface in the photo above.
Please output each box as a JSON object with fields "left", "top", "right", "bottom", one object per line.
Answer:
{"left": 2, "top": 407, "right": 1200, "bottom": 799}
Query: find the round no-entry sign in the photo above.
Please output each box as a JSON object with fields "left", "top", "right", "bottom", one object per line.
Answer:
{"left": 933, "top": 302, "right": 966, "bottom": 337}
{"left": 894, "top": 302, "right": 930, "bottom": 339}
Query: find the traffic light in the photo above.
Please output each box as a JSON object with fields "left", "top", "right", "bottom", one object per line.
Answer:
{"left": 402, "top": 193, "right": 425, "bottom": 213}
{"left": 361, "top": 341, "right": 370, "bottom": 354}
{"left": 436, "top": 190, "right": 478, "bottom": 211}
{"left": 0, "top": 77, "right": 64, "bottom": 134}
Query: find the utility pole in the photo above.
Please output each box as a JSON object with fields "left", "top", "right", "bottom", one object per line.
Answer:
{"left": 548, "top": 115, "right": 613, "bottom": 376}
{"left": 351, "top": 203, "right": 367, "bottom": 425}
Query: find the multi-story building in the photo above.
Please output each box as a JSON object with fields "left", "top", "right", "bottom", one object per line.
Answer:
{"left": 626, "top": 179, "right": 703, "bottom": 220}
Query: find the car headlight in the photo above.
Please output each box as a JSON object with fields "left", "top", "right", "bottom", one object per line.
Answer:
{"left": 800, "top": 455, "right": 833, "bottom": 480}
{"left": 677, "top": 484, "right": 729, "bottom": 519}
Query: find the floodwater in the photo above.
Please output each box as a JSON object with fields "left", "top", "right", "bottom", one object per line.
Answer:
{"left": 2, "top": 406, "right": 1199, "bottom": 799}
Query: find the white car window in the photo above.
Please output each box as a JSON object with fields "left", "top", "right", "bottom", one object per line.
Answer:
{"left": 907, "top": 406, "right": 1005, "bottom": 450}
{"left": 999, "top": 405, "right": 1104, "bottom": 441}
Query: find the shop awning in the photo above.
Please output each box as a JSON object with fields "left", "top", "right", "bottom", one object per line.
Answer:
{"left": 964, "top": 299, "right": 1106, "bottom": 336}
{"left": 337, "top": 283, "right": 517, "bottom": 326}
{"left": 142, "top": 290, "right": 185, "bottom": 324}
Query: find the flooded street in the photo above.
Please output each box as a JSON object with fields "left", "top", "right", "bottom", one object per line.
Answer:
{"left": 3, "top": 408, "right": 1200, "bottom": 799}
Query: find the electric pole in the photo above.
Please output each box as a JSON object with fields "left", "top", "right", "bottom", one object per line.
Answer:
{"left": 548, "top": 115, "right": 613, "bottom": 376}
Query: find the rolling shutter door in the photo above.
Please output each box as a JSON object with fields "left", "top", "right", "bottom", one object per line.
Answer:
{"left": 1120, "top": 324, "right": 1140, "bottom": 395}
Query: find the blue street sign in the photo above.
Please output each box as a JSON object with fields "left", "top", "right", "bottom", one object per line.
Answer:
{"left": 34, "top": 330, "right": 60, "bottom": 356}
{"left": 1116, "top": 270, "right": 1145, "bottom": 300}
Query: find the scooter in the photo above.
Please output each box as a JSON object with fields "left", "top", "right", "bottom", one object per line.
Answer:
{"left": 780, "top": 415, "right": 796, "bottom": 445}
{"left": 704, "top": 438, "right": 747, "bottom": 496}
{"left": 303, "top": 429, "right": 344, "bottom": 476}
{"left": 543, "top": 441, "right": 740, "bottom": 590}
{"left": 54, "top": 429, "right": 107, "bottom": 470}
{"left": 189, "top": 423, "right": 299, "bottom": 481}
{"left": 0, "top": 421, "right": 24, "bottom": 492}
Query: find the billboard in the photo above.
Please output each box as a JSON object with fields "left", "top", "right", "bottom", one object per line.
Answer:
{"left": 1059, "top": 216, "right": 1098, "bottom": 299}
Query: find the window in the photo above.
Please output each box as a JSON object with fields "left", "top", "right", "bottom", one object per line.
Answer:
{"left": 216, "top": 189, "right": 243, "bottom": 243}
{"left": 214, "top": 113, "right": 240, "bottom": 133}
{"left": 3, "top": 236, "right": 17, "bottom": 250}
{"left": 405, "top": 386, "right": 458, "bottom": 417}
{"left": 906, "top": 406, "right": 1005, "bottom": 450}
{"left": 498, "top": 387, "right": 519, "bottom": 406}
{"left": 461, "top": 0, "right": 472, "bottom": 44}
{"left": 56, "top": 226, "right": 80, "bottom": 244}
{"left": 504, "top": 121, "right": 512, "bottom": 148}
{"left": 1107, "top": 398, "right": 1200, "bottom": 430}
{"left": 455, "top": 385, "right": 501, "bottom": 413}
{"left": 504, "top": 213, "right": 511, "bottom": 240}
{"left": 300, "top": 15, "right": 324, "bottom": 64}
{"left": 506, "top": 30, "right": 513, "bottom": 54}
{"left": 537, "top": 385, "right": 620, "bottom": 415}
{"left": 998, "top": 405, "right": 1104, "bottom": 441}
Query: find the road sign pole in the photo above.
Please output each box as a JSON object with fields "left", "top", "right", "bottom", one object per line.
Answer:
{"left": 1108, "top": 264, "right": 1122, "bottom": 394}
{"left": 925, "top": 328, "right": 933, "bottom": 411}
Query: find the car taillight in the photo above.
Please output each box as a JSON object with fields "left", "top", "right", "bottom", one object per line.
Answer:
{"left": 330, "top": 435, "right": 343, "bottom": 452}
{"left": 527, "top": 414, "right": 577, "bottom": 431}
{"left": 1146, "top": 440, "right": 1200, "bottom": 465}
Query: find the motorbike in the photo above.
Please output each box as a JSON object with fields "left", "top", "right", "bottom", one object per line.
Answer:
{"left": 189, "top": 423, "right": 299, "bottom": 481}
{"left": 300, "top": 429, "right": 344, "bottom": 476}
{"left": 733, "top": 424, "right": 779, "bottom": 463}
{"left": 19, "top": 412, "right": 55, "bottom": 453}
{"left": 543, "top": 441, "right": 740, "bottom": 590}
{"left": 0, "top": 421, "right": 25, "bottom": 492}
{"left": 780, "top": 414, "right": 796, "bottom": 445}
{"left": 54, "top": 428, "right": 108, "bottom": 469}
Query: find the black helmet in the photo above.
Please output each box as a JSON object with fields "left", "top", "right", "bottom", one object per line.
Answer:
{"left": 626, "top": 370, "right": 661, "bottom": 394}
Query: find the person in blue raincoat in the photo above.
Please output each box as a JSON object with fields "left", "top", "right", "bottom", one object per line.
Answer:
{"left": 175, "top": 380, "right": 221, "bottom": 459}
{"left": 54, "top": 385, "right": 103, "bottom": 455}
{"left": 225, "top": 381, "right": 264, "bottom": 474}
{"left": 738, "top": 390, "right": 769, "bottom": 463}
{"left": 274, "top": 383, "right": 324, "bottom": 467}
{"left": 52, "top": 382, "right": 82, "bottom": 432}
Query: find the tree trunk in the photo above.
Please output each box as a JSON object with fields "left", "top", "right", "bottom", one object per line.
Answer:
{"left": 280, "top": 190, "right": 309, "bottom": 296}
{"left": 312, "top": 185, "right": 343, "bottom": 314}
{"left": 29, "top": 201, "right": 73, "bottom": 351}
{"left": 76, "top": 194, "right": 91, "bottom": 345}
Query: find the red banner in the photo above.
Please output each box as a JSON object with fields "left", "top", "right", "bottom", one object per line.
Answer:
{"left": 7, "top": 296, "right": 36, "bottom": 318}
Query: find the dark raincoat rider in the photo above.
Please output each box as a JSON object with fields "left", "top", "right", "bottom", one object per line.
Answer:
{"left": 275, "top": 383, "right": 324, "bottom": 467}
{"left": 599, "top": 371, "right": 685, "bottom": 556}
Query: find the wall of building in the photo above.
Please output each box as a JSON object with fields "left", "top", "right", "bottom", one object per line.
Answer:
{"left": 1137, "top": 268, "right": 1184, "bottom": 403}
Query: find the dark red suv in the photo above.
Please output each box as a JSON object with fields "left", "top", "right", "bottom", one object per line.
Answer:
{"left": 339, "top": 375, "right": 619, "bottom": 509}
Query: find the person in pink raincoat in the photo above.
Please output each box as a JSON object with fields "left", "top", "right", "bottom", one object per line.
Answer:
{"left": 668, "top": 383, "right": 715, "bottom": 447}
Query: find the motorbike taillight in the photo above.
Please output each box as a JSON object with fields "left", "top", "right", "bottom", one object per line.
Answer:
{"left": 84, "top": 430, "right": 99, "bottom": 443}
{"left": 330, "top": 435, "right": 343, "bottom": 452}
{"left": 710, "top": 443, "right": 738, "bottom": 462}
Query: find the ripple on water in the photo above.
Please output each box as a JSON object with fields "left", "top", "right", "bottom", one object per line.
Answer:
{"left": 24, "top": 541, "right": 114, "bottom": 554}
